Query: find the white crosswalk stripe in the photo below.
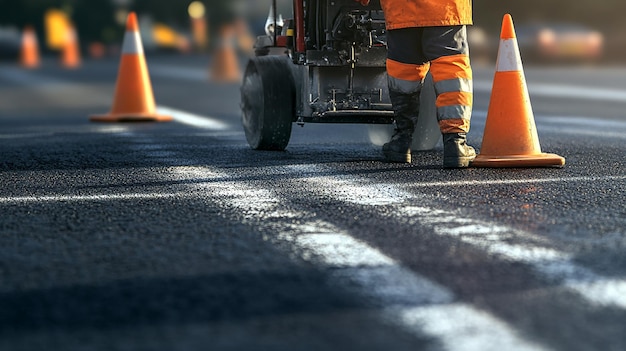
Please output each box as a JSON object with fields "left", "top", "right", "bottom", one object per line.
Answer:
{"left": 286, "top": 164, "right": 626, "bottom": 309}
{"left": 164, "top": 165, "right": 550, "bottom": 351}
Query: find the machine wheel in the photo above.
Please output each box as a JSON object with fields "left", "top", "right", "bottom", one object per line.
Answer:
{"left": 241, "top": 56, "right": 295, "bottom": 151}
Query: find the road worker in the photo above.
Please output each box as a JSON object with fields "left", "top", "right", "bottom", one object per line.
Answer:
{"left": 355, "top": 0, "right": 476, "bottom": 168}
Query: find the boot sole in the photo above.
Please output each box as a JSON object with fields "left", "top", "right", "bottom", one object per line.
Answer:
{"left": 443, "top": 156, "right": 476, "bottom": 168}
{"left": 383, "top": 150, "right": 411, "bottom": 163}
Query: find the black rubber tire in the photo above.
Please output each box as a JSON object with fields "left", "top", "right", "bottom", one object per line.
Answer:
{"left": 241, "top": 56, "right": 295, "bottom": 151}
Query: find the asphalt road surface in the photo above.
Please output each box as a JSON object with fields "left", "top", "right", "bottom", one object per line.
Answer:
{"left": 1, "top": 55, "right": 625, "bottom": 351}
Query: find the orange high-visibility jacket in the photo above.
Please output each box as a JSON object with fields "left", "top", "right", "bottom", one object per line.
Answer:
{"left": 380, "top": 0, "right": 473, "bottom": 29}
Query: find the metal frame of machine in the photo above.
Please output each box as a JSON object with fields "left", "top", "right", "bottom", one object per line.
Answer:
{"left": 241, "top": 0, "right": 440, "bottom": 151}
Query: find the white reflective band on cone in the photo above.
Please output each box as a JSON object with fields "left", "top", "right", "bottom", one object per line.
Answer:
{"left": 122, "top": 31, "right": 144, "bottom": 55}
{"left": 496, "top": 39, "right": 523, "bottom": 72}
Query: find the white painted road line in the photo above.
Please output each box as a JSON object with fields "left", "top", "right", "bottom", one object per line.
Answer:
{"left": 166, "top": 165, "right": 548, "bottom": 351}
{"left": 284, "top": 231, "right": 454, "bottom": 306}
{"left": 406, "top": 175, "right": 626, "bottom": 189}
{"left": 0, "top": 192, "right": 183, "bottom": 204}
{"left": 157, "top": 106, "right": 230, "bottom": 130}
{"left": 289, "top": 164, "right": 626, "bottom": 310}
{"left": 405, "top": 205, "right": 626, "bottom": 309}
{"left": 394, "top": 304, "right": 545, "bottom": 351}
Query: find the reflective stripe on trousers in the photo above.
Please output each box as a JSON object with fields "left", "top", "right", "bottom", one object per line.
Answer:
{"left": 386, "top": 26, "right": 473, "bottom": 133}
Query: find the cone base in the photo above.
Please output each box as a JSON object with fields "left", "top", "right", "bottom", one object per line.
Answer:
{"left": 472, "top": 153, "right": 565, "bottom": 168}
{"left": 90, "top": 113, "right": 173, "bottom": 123}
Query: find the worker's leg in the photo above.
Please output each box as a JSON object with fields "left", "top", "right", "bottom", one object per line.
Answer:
{"left": 383, "top": 27, "right": 429, "bottom": 163}
{"left": 423, "top": 26, "right": 476, "bottom": 168}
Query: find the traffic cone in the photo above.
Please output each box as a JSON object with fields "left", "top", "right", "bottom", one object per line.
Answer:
{"left": 235, "top": 19, "right": 255, "bottom": 56}
{"left": 20, "top": 26, "right": 40, "bottom": 68}
{"left": 90, "top": 12, "right": 172, "bottom": 123}
{"left": 472, "top": 14, "right": 565, "bottom": 168}
{"left": 61, "top": 26, "right": 81, "bottom": 69}
{"left": 209, "top": 24, "right": 240, "bottom": 83}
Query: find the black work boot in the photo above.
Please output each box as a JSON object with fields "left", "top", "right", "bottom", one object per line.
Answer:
{"left": 443, "top": 133, "right": 476, "bottom": 168}
{"left": 383, "top": 129, "right": 413, "bottom": 163}
{"left": 382, "top": 91, "right": 420, "bottom": 163}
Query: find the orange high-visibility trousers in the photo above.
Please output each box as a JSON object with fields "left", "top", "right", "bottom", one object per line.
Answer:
{"left": 386, "top": 26, "right": 472, "bottom": 134}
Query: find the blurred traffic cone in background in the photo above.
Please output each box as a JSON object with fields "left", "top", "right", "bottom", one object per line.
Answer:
{"left": 235, "top": 18, "right": 255, "bottom": 56}
{"left": 90, "top": 12, "right": 172, "bottom": 123}
{"left": 209, "top": 24, "right": 240, "bottom": 83}
{"left": 472, "top": 14, "right": 565, "bottom": 168}
{"left": 61, "top": 26, "right": 81, "bottom": 69}
{"left": 20, "top": 26, "right": 40, "bottom": 68}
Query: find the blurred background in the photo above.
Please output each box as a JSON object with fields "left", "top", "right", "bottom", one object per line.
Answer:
{"left": 0, "top": 0, "right": 625, "bottom": 64}
{"left": 0, "top": 0, "right": 292, "bottom": 62}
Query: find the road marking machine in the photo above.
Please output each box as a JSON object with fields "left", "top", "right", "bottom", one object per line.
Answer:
{"left": 241, "top": 0, "right": 440, "bottom": 151}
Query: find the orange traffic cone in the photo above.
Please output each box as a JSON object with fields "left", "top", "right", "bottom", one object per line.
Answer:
{"left": 209, "top": 24, "right": 240, "bottom": 83}
{"left": 472, "top": 14, "right": 565, "bottom": 168}
{"left": 20, "top": 26, "right": 40, "bottom": 68}
{"left": 234, "top": 19, "right": 255, "bottom": 56}
{"left": 90, "top": 12, "right": 172, "bottom": 123}
{"left": 61, "top": 26, "right": 81, "bottom": 69}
